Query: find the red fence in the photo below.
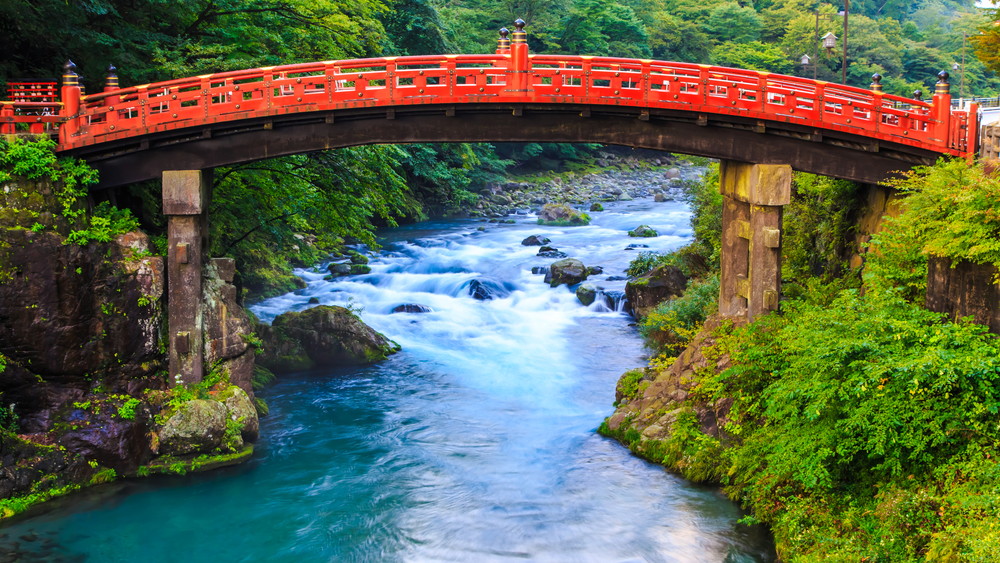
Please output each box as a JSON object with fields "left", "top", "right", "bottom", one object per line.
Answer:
{"left": 0, "top": 54, "right": 979, "bottom": 158}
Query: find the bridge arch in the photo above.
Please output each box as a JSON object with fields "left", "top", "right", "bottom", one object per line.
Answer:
{"left": 2, "top": 24, "right": 978, "bottom": 188}
{"left": 3, "top": 23, "right": 979, "bottom": 385}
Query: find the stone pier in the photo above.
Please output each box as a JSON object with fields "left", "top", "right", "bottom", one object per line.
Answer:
{"left": 718, "top": 161, "right": 792, "bottom": 320}
{"left": 163, "top": 170, "right": 210, "bottom": 385}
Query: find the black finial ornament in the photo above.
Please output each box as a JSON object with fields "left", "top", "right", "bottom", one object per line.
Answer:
{"left": 499, "top": 28, "right": 509, "bottom": 39}
{"left": 63, "top": 59, "right": 79, "bottom": 87}
{"left": 870, "top": 73, "right": 883, "bottom": 91}
{"left": 912, "top": 89, "right": 923, "bottom": 101}
{"left": 938, "top": 70, "right": 950, "bottom": 84}
{"left": 514, "top": 19, "right": 525, "bottom": 32}
{"left": 107, "top": 64, "right": 117, "bottom": 78}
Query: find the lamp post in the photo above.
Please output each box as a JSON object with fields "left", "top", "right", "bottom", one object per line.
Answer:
{"left": 811, "top": 2, "right": 849, "bottom": 84}
{"left": 841, "top": 0, "right": 850, "bottom": 85}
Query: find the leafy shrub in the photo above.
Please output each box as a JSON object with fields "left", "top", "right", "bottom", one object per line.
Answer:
{"left": 66, "top": 201, "right": 141, "bottom": 245}
{"left": 639, "top": 275, "right": 719, "bottom": 353}
{"left": 626, "top": 244, "right": 711, "bottom": 279}
{"left": 699, "top": 289, "right": 1000, "bottom": 559}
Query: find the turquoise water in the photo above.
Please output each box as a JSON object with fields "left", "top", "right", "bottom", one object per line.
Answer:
{"left": 0, "top": 197, "right": 775, "bottom": 562}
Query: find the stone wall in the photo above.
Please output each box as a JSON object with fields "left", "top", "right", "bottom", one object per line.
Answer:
{"left": 926, "top": 257, "right": 1000, "bottom": 334}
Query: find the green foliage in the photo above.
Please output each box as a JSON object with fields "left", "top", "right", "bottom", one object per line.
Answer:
{"left": 65, "top": 202, "right": 141, "bottom": 246}
{"left": 865, "top": 158, "right": 1000, "bottom": 303}
{"left": 694, "top": 289, "right": 1000, "bottom": 559}
{"left": 116, "top": 397, "right": 141, "bottom": 421}
{"left": 711, "top": 41, "right": 795, "bottom": 73}
{"left": 683, "top": 164, "right": 723, "bottom": 268}
{"left": 221, "top": 417, "right": 245, "bottom": 453}
{"left": 0, "top": 399, "right": 17, "bottom": 434}
{"left": 781, "top": 173, "right": 864, "bottom": 295}
{"left": 891, "top": 158, "right": 1000, "bottom": 272}
{"left": 615, "top": 368, "right": 648, "bottom": 406}
{"left": 639, "top": 275, "right": 719, "bottom": 354}
{"left": 0, "top": 137, "right": 98, "bottom": 223}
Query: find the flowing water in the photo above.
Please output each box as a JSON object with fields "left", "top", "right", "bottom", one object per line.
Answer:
{"left": 0, "top": 196, "right": 775, "bottom": 562}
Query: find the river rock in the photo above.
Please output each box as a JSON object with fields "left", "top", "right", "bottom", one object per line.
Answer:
{"left": 328, "top": 263, "right": 352, "bottom": 276}
{"left": 347, "top": 250, "right": 369, "bottom": 265}
{"left": 665, "top": 168, "right": 681, "bottom": 179}
{"left": 546, "top": 258, "right": 589, "bottom": 287}
{"left": 537, "top": 246, "right": 568, "bottom": 258}
{"left": 654, "top": 193, "right": 669, "bottom": 202}
{"left": 588, "top": 266, "right": 604, "bottom": 275}
{"left": 629, "top": 225, "right": 658, "bottom": 238}
{"left": 625, "top": 265, "right": 687, "bottom": 321}
{"left": 158, "top": 399, "right": 227, "bottom": 456}
{"left": 391, "top": 304, "right": 433, "bottom": 313}
{"left": 256, "top": 305, "right": 400, "bottom": 373}
{"left": 521, "top": 235, "right": 551, "bottom": 246}
{"left": 531, "top": 266, "right": 549, "bottom": 276}
{"left": 221, "top": 386, "right": 259, "bottom": 443}
{"left": 589, "top": 202, "right": 604, "bottom": 212}
{"left": 57, "top": 408, "right": 153, "bottom": 472}
{"left": 576, "top": 284, "right": 601, "bottom": 306}
{"left": 626, "top": 244, "right": 650, "bottom": 250}
{"left": 537, "top": 203, "right": 590, "bottom": 226}
{"left": 469, "top": 278, "right": 511, "bottom": 300}
{"left": 602, "top": 290, "right": 627, "bottom": 310}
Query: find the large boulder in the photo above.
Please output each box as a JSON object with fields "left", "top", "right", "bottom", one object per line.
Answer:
{"left": 546, "top": 258, "right": 589, "bottom": 287}
{"left": 625, "top": 265, "right": 688, "bottom": 321}
{"left": 256, "top": 306, "right": 400, "bottom": 373}
{"left": 158, "top": 399, "right": 227, "bottom": 456}
{"left": 537, "top": 203, "right": 590, "bottom": 226}
{"left": 629, "top": 225, "right": 659, "bottom": 238}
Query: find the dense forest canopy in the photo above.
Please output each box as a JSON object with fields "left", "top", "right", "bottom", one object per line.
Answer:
{"left": 2, "top": 0, "right": 998, "bottom": 298}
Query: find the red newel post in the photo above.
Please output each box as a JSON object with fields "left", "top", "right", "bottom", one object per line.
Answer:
{"left": 59, "top": 60, "right": 82, "bottom": 142}
{"left": 510, "top": 19, "right": 529, "bottom": 94}
{"left": 104, "top": 65, "right": 120, "bottom": 129}
{"left": 932, "top": 70, "right": 951, "bottom": 146}
{"left": 496, "top": 27, "right": 511, "bottom": 55}
{"left": 0, "top": 104, "right": 14, "bottom": 135}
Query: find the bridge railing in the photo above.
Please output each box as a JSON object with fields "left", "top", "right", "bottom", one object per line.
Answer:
{"left": 2, "top": 49, "right": 978, "bottom": 159}
{"left": 0, "top": 80, "right": 63, "bottom": 135}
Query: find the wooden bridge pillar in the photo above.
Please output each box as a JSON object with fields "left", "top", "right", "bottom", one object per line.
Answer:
{"left": 718, "top": 161, "right": 792, "bottom": 320}
{"left": 163, "top": 170, "right": 211, "bottom": 385}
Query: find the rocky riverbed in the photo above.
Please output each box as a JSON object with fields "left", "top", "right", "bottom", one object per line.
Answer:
{"left": 473, "top": 152, "right": 706, "bottom": 217}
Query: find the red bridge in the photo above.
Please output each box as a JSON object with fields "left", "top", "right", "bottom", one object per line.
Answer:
{"left": 0, "top": 22, "right": 983, "bottom": 386}
{"left": 1, "top": 23, "right": 979, "bottom": 188}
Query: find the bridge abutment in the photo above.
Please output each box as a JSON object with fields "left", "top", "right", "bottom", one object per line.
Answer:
{"left": 163, "top": 169, "right": 211, "bottom": 385}
{"left": 718, "top": 161, "right": 791, "bottom": 320}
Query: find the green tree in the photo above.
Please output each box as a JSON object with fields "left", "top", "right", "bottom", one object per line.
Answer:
{"left": 711, "top": 41, "right": 795, "bottom": 73}
{"left": 648, "top": 12, "right": 711, "bottom": 62}
{"left": 705, "top": 3, "right": 762, "bottom": 43}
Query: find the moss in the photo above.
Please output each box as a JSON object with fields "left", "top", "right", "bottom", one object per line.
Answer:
{"left": 139, "top": 445, "right": 254, "bottom": 476}
{"left": 0, "top": 483, "right": 82, "bottom": 519}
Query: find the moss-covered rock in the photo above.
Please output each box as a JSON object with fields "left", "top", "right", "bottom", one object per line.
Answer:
{"left": 221, "top": 385, "right": 259, "bottom": 443}
{"left": 158, "top": 399, "right": 227, "bottom": 456}
{"left": 624, "top": 265, "right": 687, "bottom": 321}
{"left": 256, "top": 305, "right": 400, "bottom": 373}
{"left": 537, "top": 203, "right": 591, "bottom": 226}
{"left": 545, "top": 258, "right": 589, "bottom": 287}
{"left": 628, "top": 225, "right": 659, "bottom": 238}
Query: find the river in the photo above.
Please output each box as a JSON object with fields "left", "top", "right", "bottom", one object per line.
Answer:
{"left": 0, "top": 195, "right": 775, "bottom": 562}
